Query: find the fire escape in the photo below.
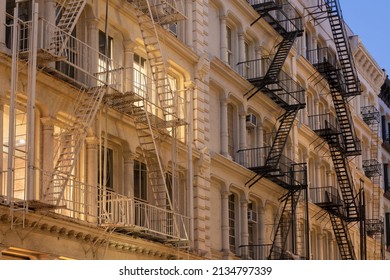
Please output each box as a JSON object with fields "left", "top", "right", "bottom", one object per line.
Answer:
{"left": 361, "top": 105, "right": 384, "bottom": 259}
{"left": 307, "top": 0, "right": 361, "bottom": 260}
{"left": 237, "top": 0, "right": 308, "bottom": 259}
{"left": 6, "top": 0, "right": 189, "bottom": 243}
{"left": 102, "top": 0, "right": 189, "bottom": 242}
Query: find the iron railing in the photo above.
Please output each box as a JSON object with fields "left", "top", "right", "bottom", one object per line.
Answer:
{"left": 308, "top": 113, "right": 339, "bottom": 134}
{"left": 306, "top": 47, "right": 338, "bottom": 69}
{"left": 247, "top": 0, "right": 303, "bottom": 34}
{"left": 310, "top": 186, "right": 343, "bottom": 208}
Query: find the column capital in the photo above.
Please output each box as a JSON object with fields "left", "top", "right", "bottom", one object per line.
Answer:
{"left": 123, "top": 151, "right": 136, "bottom": 163}
{"left": 123, "top": 40, "right": 138, "bottom": 52}
{"left": 85, "top": 137, "right": 99, "bottom": 148}
{"left": 40, "top": 117, "right": 56, "bottom": 129}
{"left": 184, "top": 81, "right": 196, "bottom": 89}
{"left": 86, "top": 18, "right": 99, "bottom": 29}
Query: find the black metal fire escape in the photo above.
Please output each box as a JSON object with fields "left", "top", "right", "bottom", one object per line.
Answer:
{"left": 237, "top": 1, "right": 308, "bottom": 259}
{"left": 361, "top": 106, "right": 384, "bottom": 258}
{"left": 307, "top": 0, "right": 362, "bottom": 260}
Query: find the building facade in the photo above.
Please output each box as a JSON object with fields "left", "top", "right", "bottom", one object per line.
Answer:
{"left": 0, "top": 0, "right": 388, "bottom": 260}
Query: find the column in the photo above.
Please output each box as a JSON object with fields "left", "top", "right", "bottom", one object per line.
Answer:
{"left": 86, "top": 137, "right": 99, "bottom": 223}
{"left": 220, "top": 94, "right": 229, "bottom": 157}
{"left": 123, "top": 151, "right": 135, "bottom": 225}
{"left": 240, "top": 195, "right": 249, "bottom": 259}
{"left": 220, "top": 16, "right": 227, "bottom": 64}
{"left": 86, "top": 18, "right": 99, "bottom": 87}
{"left": 238, "top": 32, "right": 245, "bottom": 63}
{"left": 123, "top": 151, "right": 135, "bottom": 198}
{"left": 239, "top": 111, "right": 247, "bottom": 150}
{"left": 40, "top": 117, "right": 55, "bottom": 199}
{"left": 185, "top": 0, "right": 193, "bottom": 49}
{"left": 0, "top": 0, "right": 6, "bottom": 50}
{"left": 123, "top": 40, "right": 135, "bottom": 93}
{"left": 257, "top": 122, "right": 264, "bottom": 147}
{"left": 221, "top": 188, "right": 230, "bottom": 259}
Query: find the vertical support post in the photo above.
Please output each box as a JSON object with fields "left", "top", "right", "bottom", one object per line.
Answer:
{"left": 7, "top": 4, "right": 20, "bottom": 204}
{"left": 185, "top": 81, "right": 195, "bottom": 248}
{"left": 0, "top": 103, "right": 3, "bottom": 197}
{"left": 26, "top": 2, "right": 39, "bottom": 201}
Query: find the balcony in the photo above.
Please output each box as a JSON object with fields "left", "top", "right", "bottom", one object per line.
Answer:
{"left": 362, "top": 159, "right": 381, "bottom": 178}
{"left": 56, "top": 179, "right": 190, "bottom": 242}
{"left": 236, "top": 147, "right": 307, "bottom": 190}
{"left": 237, "top": 58, "right": 305, "bottom": 109}
{"left": 248, "top": 0, "right": 303, "bottom": 36}
{"left": 311, "top": 186, "right": 344, "bottom": 209}
{"left": 360, "top": 106, "right": 380, "bottom": 125}
{"left": 306, "top": 47, "right": 338, "bottom": 73}
{"left": 309, "top": 113, "right": 340, "bottom": 137}
{"left": 127, "top": 0, "right": 186, "bottom": 25}
{"left": 241, "top": 243, "right": 306, "bottom": 260}
{"left": 382, "top": 134, "right": 390, "bottom": 152}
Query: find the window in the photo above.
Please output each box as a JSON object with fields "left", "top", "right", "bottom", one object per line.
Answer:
{"left": 248, "top": 202, "right": 257, "bottom": 259}
{"left": 134, "top": 160, "right": 147, "bottom": 202}
{"left": 227, "top": 104, "right": 235, "bottom": 159}
{"left": 226, "top": 26, "right": 233, "bottom": 66}
{"left": 98, "top": 30, "right": 113, "bottom": 85}
{"left": 229, "top": 193, "right": 237, "bottom": 254}
{"left": 98, "top": 147, "right": 114, "bottom": 191}
{"left": 6, "top": 0, "right": 31, "bottom": 49}
{"left": 133, "top": 53, "right": 148, "bottom": 97}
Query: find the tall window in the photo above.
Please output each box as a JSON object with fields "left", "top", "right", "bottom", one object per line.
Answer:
{"left": 133, "top": 53, "right": 148, "bottom": 97}
{"left": 226, "top": 26, "right": 233, "bottom": 66}
{"left": 229, "top": 193, "right": 237, "bottom": 254}
{"left": 248, "top": 202, "right": 257, "bottom": 259}
{"left": 134, "top": 160, "right": 147, "bottom": 202}
{"left": 227, "top": 104, "right": 235, "bottom": 159}
{"left": 98, "top": 30, "right": 113, "bottom": 85}
{"left": 98, "top": 147, "right": 114, "bottom": 191}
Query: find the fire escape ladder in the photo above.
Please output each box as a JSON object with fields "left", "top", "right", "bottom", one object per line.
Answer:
{"left": 269, "top": 187, "right": 303, "bottom": 259}
{"left": 43, "top": 86, "right": 106, "bottom": 206}
{"left": 51, "top": 0, "right": 87, "bottom": 55}
{"left": 329, "top": 212, "right": 356, "bottom": 260}
{"left": 265, "top": 109, "right": 298, "bottom": 168}
{"left": 323, "top": 0, "right": 361, "bottom": 97}
{"left": 130, "top": 0, "right": 185, "bottom": 124}
{"left": 246, "top": 0, "right": 303, "bottom": 100}
{"left": 321, "top": 66, "right": 360, "bottom": 156}
{"left": 327, "top": 136, "right": 359, "bottom": 221}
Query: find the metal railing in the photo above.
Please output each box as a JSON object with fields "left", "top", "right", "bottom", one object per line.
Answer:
{"left": 247, "top": 0, "right": 303, "bottom": 34}
{"left": 52, "top": 178, "right": 189, "bottom": 240}
{"left": 236, "top": 147, "right": 307, "bottom": 186}
{"left": 236, "top": 146, "right": 269, "bottom": 169}
{"left": 308, "top": 113, "right": 339, "bottom": 133}
{"left": 237, "top": 58, "right": 305, "bottom": 105}
{"left": 306, "top": 47, "right": 338, "bottom": 69}
{"left": 360, "top": 105, "right": 380, "bottom": 124}
{"left": 310, "top": 186, "right": 343, "bottom": 207}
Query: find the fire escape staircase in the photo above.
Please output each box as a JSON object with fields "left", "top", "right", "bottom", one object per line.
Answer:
{"left": 245, "top": 0, "right": 303, "bottom": 100}
{"left": 128, "top": 0, "right": 186, "bottom": 211}
{"left": 323, "top": 0, "right": 360, "bottom": 97}
{"left": 268, "top": 171, "right": 307, "bottom": 260}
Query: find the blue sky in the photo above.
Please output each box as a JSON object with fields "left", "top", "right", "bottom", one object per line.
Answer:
{"left": 339, "top": 0, "right": 390, "bottom": 74}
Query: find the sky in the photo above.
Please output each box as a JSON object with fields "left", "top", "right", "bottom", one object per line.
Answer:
{"left": 339, "top": 0, "right": 390, "bottom": 74}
